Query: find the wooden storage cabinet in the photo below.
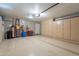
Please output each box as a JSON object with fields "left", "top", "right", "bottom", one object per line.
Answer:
{"left": 71, "top": 17, "right": 79, "bottom": 41}
{"left": 64, "top": 19, "right": 71, "bottom": 40}
{"left": 57, "top": 20, "right": 64, "bottom": 39}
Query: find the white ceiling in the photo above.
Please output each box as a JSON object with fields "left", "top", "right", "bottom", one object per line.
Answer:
{"left": 0, "top": 3, "right": 79, "bottom": 22}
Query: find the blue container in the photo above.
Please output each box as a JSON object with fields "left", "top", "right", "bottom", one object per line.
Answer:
{"left": 21, "top": 32, "right": 27, "bottom": 37}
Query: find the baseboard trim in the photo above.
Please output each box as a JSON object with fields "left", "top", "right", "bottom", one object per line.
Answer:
{"left": 41, "top": 35, "right": 79, "bottom": 45}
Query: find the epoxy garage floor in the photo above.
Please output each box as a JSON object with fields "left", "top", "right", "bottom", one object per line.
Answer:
{"left": 0, "top": 36, "right": 79, "bottom": 56}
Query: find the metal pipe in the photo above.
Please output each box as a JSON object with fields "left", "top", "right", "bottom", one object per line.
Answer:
{"left": 37, "top": 3, "right": 59, "bottom": 17}
{"left": 54, "top": 12, "right": 79, "bottom": 21}
{"left": 40, "top": 3, "right": 59, "bottom": 14}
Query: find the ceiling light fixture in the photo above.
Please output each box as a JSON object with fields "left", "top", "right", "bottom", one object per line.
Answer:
{"left": 35, "top": 14, "right": 40, "bottom": 17}
{"left": 28, "top": 15, "right": 33, "bottom": 19}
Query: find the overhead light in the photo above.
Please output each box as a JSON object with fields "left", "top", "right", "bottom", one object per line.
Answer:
{"left": 40, "top": 13, "right": 44, "bottom": 16}
{"left": 28, "top": 15, "right": 33, "bottom": 19}
{"left": 35, "top": 14, "right": 40, "bottom": 17}
{"left": 40, "top": 13, "right": 47, "bottom": 17}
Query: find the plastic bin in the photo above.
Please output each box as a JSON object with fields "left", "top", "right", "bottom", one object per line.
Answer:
{"left": 27, "top": 31, "right": 33, "bottom": 36}
{"left": 21, "top": 32, "right": 27, "bottom": 37}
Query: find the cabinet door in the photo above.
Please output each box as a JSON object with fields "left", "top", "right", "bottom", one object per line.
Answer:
{"left": 71, "top": 17, "right": 79, "bottom": 41}
{"left": 57, "top": 20, "right": 64, "bottom": 39}
{"left": 52, "top": 22, "right": 58, "bottom": 38}
{"left": 64, "top": 19, "right": 71, "bottom": 40}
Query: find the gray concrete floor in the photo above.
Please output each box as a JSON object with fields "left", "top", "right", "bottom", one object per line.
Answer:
{"left": 0, "top": 36, "right": 79, "bottom": 56}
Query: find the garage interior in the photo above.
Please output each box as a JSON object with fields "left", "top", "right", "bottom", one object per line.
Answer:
{"left": 0, "top": 3, "right": 79, "bottom": 56}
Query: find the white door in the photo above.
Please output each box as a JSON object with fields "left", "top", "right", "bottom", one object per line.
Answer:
{"left": 35, "top": 23, "right": 40, "bottom": 35}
